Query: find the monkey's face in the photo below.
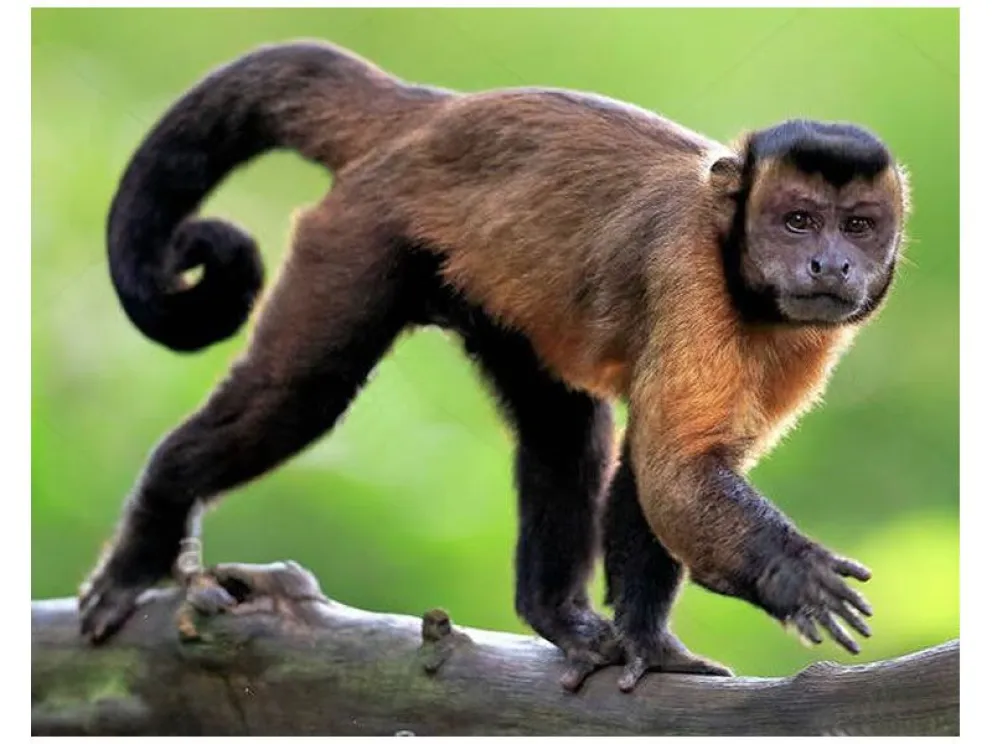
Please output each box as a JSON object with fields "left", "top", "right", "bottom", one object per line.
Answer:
{"left": 741, "top": 166, "right": 905, "bottom": 325}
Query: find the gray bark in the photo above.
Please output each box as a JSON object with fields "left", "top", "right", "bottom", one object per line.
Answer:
{"left": 32, "top": 561, "right": 959, "bottom": 735}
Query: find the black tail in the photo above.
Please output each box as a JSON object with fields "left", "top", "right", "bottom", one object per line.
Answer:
{"left": 107, "top": 41, "right": 445, "bottom": 352}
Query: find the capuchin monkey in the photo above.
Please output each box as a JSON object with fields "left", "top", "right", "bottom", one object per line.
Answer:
{"left": 78, "top": 41, "right": 910, "bottom": 692}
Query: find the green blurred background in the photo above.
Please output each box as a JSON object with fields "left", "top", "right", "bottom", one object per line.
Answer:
{"left": 32, "top": 8, "right": 958, "bottom": 677}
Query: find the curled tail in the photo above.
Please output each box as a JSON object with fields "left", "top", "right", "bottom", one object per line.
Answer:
{"left": 107, "top": 41, "right": 447, "bottom": 352}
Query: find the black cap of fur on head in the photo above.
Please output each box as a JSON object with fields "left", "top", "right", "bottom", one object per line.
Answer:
{"left": 747, "top": 119, "right": 892, "bottom": 187}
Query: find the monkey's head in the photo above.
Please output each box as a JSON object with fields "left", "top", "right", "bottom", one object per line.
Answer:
{"left": 717, "top": 120, "right": 910, "bottom": 326}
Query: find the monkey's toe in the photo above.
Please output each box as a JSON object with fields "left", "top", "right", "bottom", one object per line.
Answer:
{"left": 617, "top": 631, "right": 733, "bottom": 693}
{"left": 533, "top": 607, "right": 623, "bottom": 692}
{"left": 79, "top": 537, "right": 182, "bottom": 644}
{"left": 79, "top": 577, "right": 150, "bottom": 644}
{"left": 559, "top": 640, "right": 625, "bottom": 692}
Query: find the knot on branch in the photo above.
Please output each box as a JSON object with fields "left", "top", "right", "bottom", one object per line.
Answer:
{"left": 175, "top": 561, "right": 331, "bottom": 643}
{"left": 417, "top": 608, "right": 472, "bottom": 674}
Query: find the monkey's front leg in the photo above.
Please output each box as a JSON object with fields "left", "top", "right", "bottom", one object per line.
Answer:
{"left": 692, "top": 456, "right": 873, "bottom": 647}
{"left": 632, "top": 448, "right": 873, "bottom": 686}
{"left": 604, "top": 442, "right": 732, "bottom": 692}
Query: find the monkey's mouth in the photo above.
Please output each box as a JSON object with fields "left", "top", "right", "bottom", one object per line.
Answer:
{"left": 779, "top": 292, "right": 859, "bottom": 323}
{"left": 791, "top": 291, "right": 852, "bottom": 303}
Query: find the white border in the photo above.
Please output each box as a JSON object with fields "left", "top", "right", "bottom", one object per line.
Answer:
{"left": 959, "top": 0, "right": 985, "bottom": 741}
{"left": 16, "top": 0, "right": 984, "bottom": 740}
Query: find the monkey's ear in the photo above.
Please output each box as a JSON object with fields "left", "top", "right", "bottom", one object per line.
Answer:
{"left": 895, "top": 162, "right": 913, "bottom": 217}
{"left": 708, "top": 156, "right": 743, "bottom": 197}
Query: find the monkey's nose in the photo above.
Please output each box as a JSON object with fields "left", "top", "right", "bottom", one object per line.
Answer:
{"left": 808, "top": 253, "right": 852, "bottom": 286}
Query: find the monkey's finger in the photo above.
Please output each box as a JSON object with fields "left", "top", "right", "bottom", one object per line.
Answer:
{"left": 618, "top": 656, "right": 649, "bottom": 693}
{"left": 823, "top": 574, "right": 873, "bottom": 617}
{"left": 831, "top": 556, "right": 871, "bottom": 582}
{"left": 829, "top": 598, "right": 872, "bottom": 638}
{"left": 792, "top": 611, "right": 822, "bottom": 646}
{"left": 817, "top": 609, "right": 861, "bottom": 654}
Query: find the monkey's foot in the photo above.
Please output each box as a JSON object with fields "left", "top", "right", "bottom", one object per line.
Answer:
{"left": 79, "top": 575, "right": 153, "bottom": 643}
{"left": 526, "top": 605, "right": 624, "bottom": 692}
{"left": 79, "top": 539, "right": 180, "bottom": 644}
{"left": 616, "top": 630, "right": 733, "bottom": 693}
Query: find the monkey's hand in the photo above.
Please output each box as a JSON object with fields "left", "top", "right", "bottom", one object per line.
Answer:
{"left": 755, "top": 543, "right": 873, "bottom": 654}
{"left": 615, "top": 629, "right": 732, "bottom": 693}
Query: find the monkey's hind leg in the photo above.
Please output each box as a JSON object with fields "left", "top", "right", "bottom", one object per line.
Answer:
{"left": 604, "top": 441, "right": 732, "bottom": 691}
{"left": 79, "top": 199, "right": 416, "bottom": 643}
{"left": 458, "top": 317, "right": 622, "bottom": 692}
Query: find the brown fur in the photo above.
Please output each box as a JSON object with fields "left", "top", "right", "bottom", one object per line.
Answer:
{"left": 294, "top": 78, "right": 901, "bottom": 572}
{"left": 85, "top": 42, "right": 906, "bottom": 664}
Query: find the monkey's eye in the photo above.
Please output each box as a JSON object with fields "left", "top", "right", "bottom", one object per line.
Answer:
{"left": 842, "top": 216, "right": 875, "bottom": 235}
{"left": 783, "top": 210, "right": 815, "bottom": 233}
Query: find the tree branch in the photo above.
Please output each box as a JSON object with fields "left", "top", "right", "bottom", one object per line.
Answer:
{"left": 32, "top": 561, "right": 959, "bottom": 735}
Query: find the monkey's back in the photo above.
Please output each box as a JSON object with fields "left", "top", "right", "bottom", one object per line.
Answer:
{"left": 345, "top": 88, "right": 729, "bottom": 397}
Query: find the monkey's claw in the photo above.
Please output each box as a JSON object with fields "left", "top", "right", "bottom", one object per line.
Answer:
{"left": 616, "top": 630, "right": 733, "bottom": 693}
{"left": 759, "top": 545, "right": 873, "bottom": 654}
